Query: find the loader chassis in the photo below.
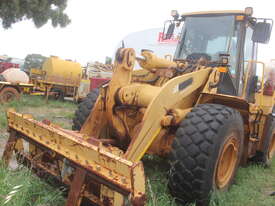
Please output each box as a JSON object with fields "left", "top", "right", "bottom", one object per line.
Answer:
{"left": 3, "top": 8, "right": 275, "bottom": 206}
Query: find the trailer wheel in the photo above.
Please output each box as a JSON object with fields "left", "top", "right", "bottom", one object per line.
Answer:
{"left": 72, "top": 89, "right": 99, "bottom": 130}
{"left": 51, "top": 88, "right": 64, "bottom": 101}
{"left": 0, "top": 87, "right": 20, "bottom": 103}
{"left": 168, "top": 104, "right": 244, "bottom": 205}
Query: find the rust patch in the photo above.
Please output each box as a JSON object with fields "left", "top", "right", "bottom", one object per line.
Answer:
{"left": 102, "top": 196, "right": 112, "bottom": 206}
{"left": 6, "top": 110, "right": 146, "bottom": 206}
{"left": 2, "top": 130, "right": 18, "bottom": 166}
{"left": 65, "top": 167, "right": 87, "bottom": 206}
{"left": 131, "top": 193, "right": 146, "bottom": 206}
{"left": 87, "top": 138, "right": 117, "bottom": 146}
{"left": 42, "top": 119, "right": 51, "bottom": 125}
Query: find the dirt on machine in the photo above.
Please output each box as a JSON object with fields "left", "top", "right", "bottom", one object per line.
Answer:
{"left": 2, "top": 7, "right": 275, "bottom": 206}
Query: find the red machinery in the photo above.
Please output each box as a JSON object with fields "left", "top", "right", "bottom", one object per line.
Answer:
{"left": 0, "top": 61, "right": 19, "bottom": 73}
{"left": 90, "top": 77, "right": 110, "bottom": 90}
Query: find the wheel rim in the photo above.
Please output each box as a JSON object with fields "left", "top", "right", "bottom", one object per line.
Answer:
{"left": 3, "top": 91, "right": 16, "bottom": 102}
{"left": 216, "top": 134, "right": 239, "bottom": 189}
{"left": 268, "top": 133, "right": 275, "bottom": 160}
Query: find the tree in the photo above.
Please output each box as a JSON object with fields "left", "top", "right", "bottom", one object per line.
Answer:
{"left": 23, "top": 54, "right": 47, "bottom": 73}
{"left": 105, "top": 56, "right": 112, "bottom": 65}
{"left": 0, "top": 0, "right": 71, "bottom": 29}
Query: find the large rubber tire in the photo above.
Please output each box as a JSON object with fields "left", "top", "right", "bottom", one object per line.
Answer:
{"left": 72, "top": 89, "right": 99, "bottom": 131}
{"left": 168, "top": 104, "right": 244, "bottom": 205}
{"left": 0, "top": 87, "right": 20, "bottom": 103}
{"left": 259, "top": 114, "right": 275, "bottom": 166}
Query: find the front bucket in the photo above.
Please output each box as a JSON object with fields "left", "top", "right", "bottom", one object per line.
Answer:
{"left": 3, "top": 109, "right": 146, "bottom": 206}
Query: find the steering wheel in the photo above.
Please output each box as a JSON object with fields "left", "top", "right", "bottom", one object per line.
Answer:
{"left": 186, "top": 53, "right": 211, "bottom": 62}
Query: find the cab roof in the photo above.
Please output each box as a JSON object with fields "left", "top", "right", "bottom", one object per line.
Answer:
{"left": 182, "top": 10, "right": 247, "bottom": 17}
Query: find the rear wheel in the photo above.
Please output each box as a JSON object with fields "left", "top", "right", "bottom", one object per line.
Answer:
{"left": 168, "top": 104, "right": 244, "bottom": 205}
{"left": 260, "top": 114, "right": 275, "bottom": 166}
{"left": 268, "top": 135, "right": 275, "bottom": 161}
{"left": 72, "top": 89, "right": 99, "bottom": 130}
{"left": 0, "top": 87, "right": 20, "bottom": 103}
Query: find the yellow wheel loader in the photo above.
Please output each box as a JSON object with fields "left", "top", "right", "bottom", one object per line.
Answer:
{"left": 3, "top": 7, "right": 275, "bottom": 206}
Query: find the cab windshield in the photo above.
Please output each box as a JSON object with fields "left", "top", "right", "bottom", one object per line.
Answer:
{"left": 175, "top": 15, "right": 238, "bottom": 63}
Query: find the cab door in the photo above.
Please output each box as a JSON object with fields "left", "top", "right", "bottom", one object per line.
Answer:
{"left": 242, "top": 23, "right": 258, "bottom": 102}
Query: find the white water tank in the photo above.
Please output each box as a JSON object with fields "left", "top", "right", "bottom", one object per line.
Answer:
{"left": 1, "top": 68, "right": 29, "bottom": 83}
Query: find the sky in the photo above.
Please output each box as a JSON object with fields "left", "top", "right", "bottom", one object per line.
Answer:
{"left": 0, "top": 0, "right": 274, "bottom": 65}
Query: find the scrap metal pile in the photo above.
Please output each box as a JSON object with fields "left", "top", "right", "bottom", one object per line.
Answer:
{"left": 87, "top": 61, "right": 113, "bottom": 78}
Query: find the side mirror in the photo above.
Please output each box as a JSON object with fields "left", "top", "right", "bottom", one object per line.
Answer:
{"left": 163, "top": 22, "right": 175, "bottom": 40}
{"left": 252, "top": 20, "right": 273, "bottom": 44}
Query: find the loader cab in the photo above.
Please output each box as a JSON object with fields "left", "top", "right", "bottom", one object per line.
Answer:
{"left": 165, "top": 8, "right": 273, "bottom": 100}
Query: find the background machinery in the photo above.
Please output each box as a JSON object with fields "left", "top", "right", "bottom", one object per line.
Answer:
{"left": 29, "top": 56, "right": 112, "bottom": 102}
{"left": 29, "top": 56, "right": 90, "bottom": 102}
{"left": 0, "top": 69, "right": 33, "bottom": 103}
{"left": 3, "top": 7, "right": 275, "bottom": 206}
{"left": 0, "top": 56, "right": 20, "bottom": 74}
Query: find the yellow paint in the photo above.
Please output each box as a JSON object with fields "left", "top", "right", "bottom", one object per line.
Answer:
{"left": 6, "top": 110, "right": 146, "bottom": 206}
{"left": 30, "top": 68, "right": 44, "bottom": 75}
{"left": 125, "top": 67, "right": 212, "bottom": 162}
{"left": 235, "top": 15, "right": 245, "bottom": 21}
{"left": 136, "top": 127, "right": 161, "bottom": 161}
{"left": 42, "top": 56, "right": 82, "bottom": 86}
{"left": 182, "top": 10, "right": 246, "bottom": 17}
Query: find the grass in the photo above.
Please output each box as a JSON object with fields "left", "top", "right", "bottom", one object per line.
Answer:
{"left": 0, "top": 95, "right": 275, "bottom": 206}
{"left": 144, "top": 155, "right": 177, "bottom": 206}
{"left": 144, "top": 155, "right": 275, "bottom": 206}
{"left": 0, "top": 164, "right": 65, "bottom": 206}
{"left": 0, "top": 95, "right": 75, "bottom": 130}
{"left": 0, "top": 95, "right": 74, "bottom": 206}
{"left": 210, "top": 161, "right": 275, "bottom": 206}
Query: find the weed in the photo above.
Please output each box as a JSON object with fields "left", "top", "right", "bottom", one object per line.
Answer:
{"left": 0, "top": 164, "right": 65, "bottom": 206}
{"left": 143, "top": 155, "right": 275, "bottom": 206}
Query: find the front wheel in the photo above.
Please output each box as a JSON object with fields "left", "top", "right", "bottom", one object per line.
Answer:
{"left": 168, "top": 104, "right": 244, "bottom": 205}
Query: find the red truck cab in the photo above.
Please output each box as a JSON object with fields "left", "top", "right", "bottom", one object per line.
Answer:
{"left": 0, "top": 59, "right": 19, "bottom": 73}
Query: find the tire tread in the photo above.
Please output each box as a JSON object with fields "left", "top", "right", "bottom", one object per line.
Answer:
{"left": 168, "top": 104, "right": 243, "bottom": 204}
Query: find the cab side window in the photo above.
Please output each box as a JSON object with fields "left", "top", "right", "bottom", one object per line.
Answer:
{"left": 241, "top": 26, "right": 255, "bottom": 97}
{"left": 244, "top": 25, "right": 261, "bottom": 102}
{"left": 244, "top": 26, "right": 254, "bottom": 69}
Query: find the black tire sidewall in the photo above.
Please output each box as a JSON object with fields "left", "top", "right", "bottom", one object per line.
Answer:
{"left": 211, "top": 117, "right": 243, "bottom": 192}
{"left": 168, "top": 104, "right": 244, "bottom": 204}
{"left": 72, "top": 89, "right": 99, "bottom": 130}
{"left": 262, "top": 114, "right": 275, "bottom": 165}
